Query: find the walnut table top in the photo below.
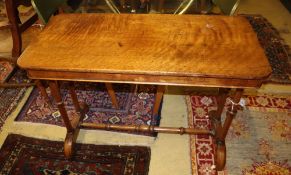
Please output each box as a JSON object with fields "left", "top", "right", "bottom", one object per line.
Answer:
{"left": 17, "top": 13, "right": 272, "bottom": 88}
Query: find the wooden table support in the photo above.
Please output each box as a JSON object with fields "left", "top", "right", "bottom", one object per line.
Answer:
{"left": 17, "top": 14, "right": 272, "bottom": 171}
{"left": 35, "top": 80, "right": 52, "bottom": 107}
{"left": 105, "top": 83, "right": 119, "bottom": 109}
{"left": 210, "top": 88, "right": 244, "bottom": 171}
{"left": 47, "top": 80, "right": 242, "bottom": 170}
{"left": 48, "top": 79, "right": 243, "bottom": 169}
{"left": 49, "top": 80, "right": 88, "bottom": 158}
{"left": 81, "top": 122, "right": 214, "bottom": 135}
{"left": 152, "top": 85, "right": 165, "bottom": 123}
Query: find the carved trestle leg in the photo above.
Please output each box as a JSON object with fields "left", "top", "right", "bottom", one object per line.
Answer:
{"left": 49, "top": 81, "right": 88, "bottom": 158}
{"left": 151, "top": 85, "right": 165, "bottom": 125}
{"left": 210, "top": 88, "right": 243, "bottom": 171}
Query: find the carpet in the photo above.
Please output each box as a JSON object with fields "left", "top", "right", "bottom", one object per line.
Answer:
{"left": 0, "top": 63, "right": 30, "bottom": 130}
{"left": 16, "top": 83, "right": 160, "bottom": 136}
{"left": 244, "top": 15, "right": 291, "bottom": 84}
{"left": 0, "top": 134, "right": 151, "bottom": 175}
{"left": 0, "top": 60, "right": 13, "bottom": 82}
{"left": 187, "top": 94, "right": 291, "bottom": 175}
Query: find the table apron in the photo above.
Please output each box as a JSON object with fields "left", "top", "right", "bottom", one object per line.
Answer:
{"left": 27, "top": 70, "right": 263, "bottom": 88}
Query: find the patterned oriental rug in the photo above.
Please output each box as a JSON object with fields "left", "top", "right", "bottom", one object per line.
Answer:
{"left": 187, "top": 94, "right": 291, "bottom": 175}
{"left": 0, "top": 61, "right": 29, "bottom": 130}
{"left": 0, "top": 61, "right": 13, "bottom": 81}
{"left": 16, "top": 83, "right": 159, "bottom": 136}
{"left": 0, "top": 134, "right": 151, "bottom": 175}
{"left": 244, "top": 15, "right": 291, "bottom": 84}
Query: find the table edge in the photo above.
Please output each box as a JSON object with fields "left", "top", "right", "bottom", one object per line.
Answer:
{"left": 26, "top": 69, "right": 269, "bottom": 88}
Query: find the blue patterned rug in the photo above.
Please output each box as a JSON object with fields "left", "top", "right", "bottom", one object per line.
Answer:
{"left": 0, "top": 69, "right": 29, "bottom": 130}
{"left": 16, "top": 82, "right": 160, "bottom": 136}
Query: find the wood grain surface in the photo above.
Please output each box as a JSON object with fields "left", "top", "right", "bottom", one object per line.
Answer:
{"left": 17, "top": 13, "right": 271, "bottom": 86}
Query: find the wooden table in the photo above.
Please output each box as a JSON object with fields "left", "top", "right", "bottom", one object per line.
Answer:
{"left": 18, "top": 13, "right": 271, "bottom": 171}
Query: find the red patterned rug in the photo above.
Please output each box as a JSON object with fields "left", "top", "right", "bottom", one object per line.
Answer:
{"left": 0, "top": 134, "right": 150, "bottom": 175}
{"left": 16, "top": 83, "right": 160, "bottom": 136}
{"left": 187, "top": 94, "right": 291, "bottom": 175}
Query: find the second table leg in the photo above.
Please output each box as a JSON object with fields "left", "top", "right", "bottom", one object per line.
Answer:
{"left": 151, "top": 85, "right": 165, "bottom": 125}
{"left": 49, "top": 80, "right": 88, "bottom": 158}
{"left": 210, "top": 88, "right": 243, "bottom": 171}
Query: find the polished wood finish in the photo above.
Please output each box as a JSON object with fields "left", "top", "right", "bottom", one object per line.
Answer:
{"left": 214, "top": 88, "right": 230, "bottom": 119}
{"left": 18, "top": 14, "right": 271, "bottom": 86}
{"left": 49, "top": 80, "right": 88, "bottom": 158}
{"left": 35, "top": 80, "right": 52, "bottom": 106}
{"left": 2, "top": 0, "right": 42, "bottom": 90}
{"left": 105, "top": 83, "right": 119, "bottom": 109}
{"left": 49, "top": 81, "right": 73, "bottom": 132}
{"left": 26, "top": 69, "right": 266, "bottom": 88}
{"left": 221, "top": 89, "right": 243, "bottom": 139}
{"left": 64, "top": 102, "right": 88, "bottom": 158}
{"left": 65, "top": 83, "right": 88, "bottom": 158}
{"left": 210, "top": 88, "right": 244, "bottom": 171}
{"left": 17, "top": 14, "right": 271, "bottom": 170}
{"left": 152, "top": 85, "right": 165, "bottom": 121}
{"left": 29, "top": 2, "right": 118, "bottom": 109}
{"left": 68, "top": 82, "right": 81, "bottom": 112}
{"left": 5, "top": 0, "right": 38, "bottom": 58}
{"left": 81, "top": 123, "right": 213, "bottom": 135}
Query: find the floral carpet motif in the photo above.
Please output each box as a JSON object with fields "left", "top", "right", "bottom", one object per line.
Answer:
{"left": 187, "top": 94, "right": 291, "bottom": 175}
{"left": 0, "top": 134, "right": 151, "bottom": 175}
{"left": 16, "top": 83, "right": 159, "bottom": 135}
{"left": 244, "top": 15, "right": 291, "bottom": 84}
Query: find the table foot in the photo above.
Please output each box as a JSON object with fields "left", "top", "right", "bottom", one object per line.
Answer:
{"left": 209, "top": 111, "right": 226, "bottom": 171}
{"left": 50, "top": 80, "right": 89, "bottom": 158}
{"left": 209, "top": 88, "right": 243, "bottom": 171}
{"left": 64, "top": 132, "right": 75, "bottom": 158}
{"left": 215, "top": 141, "right": 226, "bottom": 171}
{"left": 64, "top": 102, "right": 88, "bottom": 159}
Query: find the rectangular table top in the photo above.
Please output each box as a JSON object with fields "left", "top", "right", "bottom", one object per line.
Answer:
{"left": 18, "top": 13, "right": 272, "bottom": 88}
